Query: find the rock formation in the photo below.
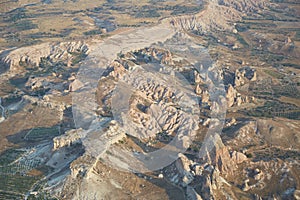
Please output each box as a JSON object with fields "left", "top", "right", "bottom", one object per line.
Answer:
{"left": 107, "top": 61, "right": 126, "bottom": 79}
{"left": 226, "top": 84, "right": 237, "bottom": 107}
{"left": 0, "top": 41, "right": 88, "bottom": 72}
{"left": 69, "top": 79, "right": 84, "bottom": 92}
{"left": 218, "top": 0, "right": 268, "bottom": 12}
{"left": 53, "top": 129, "right": 84, "bottom": 150}
{"left": 171, "top": 0, "right": 268, "bottom": 34}
{"left": 234, "top": 67, "right": 257, "bottom": 87}
{"left": 175, "top": 153, "right": 194, "bottom": 186}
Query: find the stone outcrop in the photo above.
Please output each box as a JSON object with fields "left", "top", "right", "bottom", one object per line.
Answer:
{"left": 161, "top": 50, "right": 174, "bottom": 65}
{"left": 25, "top": 75, "right": 67, "bottom": 93}
{"left": 53, "top": 129, "right": 84, "bottom": 150}
{"left": 83, "top": 120, "right": 127, "bottom": 158}
{"left": 242, "top": 179, "right": 250, "bottom": 191}
{"left": 224, "top": 66, "right": 257, "bottom": 107}
{"left": 194, "top": 71, "right": 204, "bottom": 84}
{"left": 0, "top": 41, "right": 88, "bottom": 72}
{"left": 110, "top": 68, "right": 199, "bottom": 140}
{"left": 175, "top": 153, "right": 194, "bottom": 187}
{"left": 201, "top": 137, "right": 248, "bottom": 175}
{"left": 202, "top": 90, "right": 210, "bottom": 104}
{"left": 196, "top": 172, "right": 214, "bottom": 200}
{"left": 171, "top": 2, "right": 241, "bottom": 33}
{"left": 22, "top": 95, "right": 66, "bottom": 121}
{"left": 218, "top": 0, "right": 268, "bottom": 12}
{"left": 195, "top": 84, "right": 202, "bottom": 95}
{"left": 234, "top": 66, "right": 257, "bottom": 87}
{"left": 107, "top": 61, "right": 126, "bottom": 79}
{"left": 226, "top": 84, "right": 252, "bottom": 107}
{"left": 226, "top": 84, "right": 237, "bottom": 107}
{"left": 129, "top": 48, "right": 175, "bottom": 65}
{"left": 213, "top": 147, "right": 247, "bottom": 174}
{"left": 171, "top": 0, "right": 268, "bottom": 34}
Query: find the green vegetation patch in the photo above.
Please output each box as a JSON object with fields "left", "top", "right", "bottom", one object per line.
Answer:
{"left": 27, "top": 192, "right": 58, "bottom": 200}
{"left": 26, "top": 126, "right": 60, "bottom": 141}
{"left": 83, "top": 29, "right": 102, "bottom": 36}
{"left": 0, "top": 149, "right": 25, "bottom": 166}
{"left": 0, "top": 191, "right": 24, "bottom": 200}
{"left": 247, "top": 100, "right": 300, "bottom": 119}
{"left": 135, "top": 7, "right": 161, "bottom": 18}
{"left": 295, "top": 30, "right": 300, "bottom": 40}
{"left": 0, "top": 174, "right": 39, "bottom": 194}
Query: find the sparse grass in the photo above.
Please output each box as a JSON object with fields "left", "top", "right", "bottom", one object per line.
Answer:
{"left": 264, "top": 69, "right": 285, "bottom": 79}
{"left": 236, "top": 34, "right": 249, "bottom": 48}
{"left": 4, "top": 7, "right": 32, "bottom": 22}
{"left": 0, "top": 191, "right": 24, "bottom": 200}
{"left": 253, "top": 147, "right": 300, "bottom": 161}
{"left": 0, "top": 0, "right": 205, "bottom": 49}
{"left": 12, "top": 20, "right": 38, "bottom": 31}
{"left": 247, "top": 100, "right": 300, "bottom": 119}
{"left": 70, "top": 50, "right": 88, "bottom": 65}
{"left": 253, "top": 50, "right": 286, "bottom": 64}
{"left": 281, "top": 63, "right": 300, "bottom": 69}
{"left": 83, "top": 29, "right": 102, "bottom": 36}
{"left": 279, "top": 96, "right": 300, "bottom": 107}
{"left": 169, "top": 5, "right": 203, "bottom": 15}
{"left": 235, "top": 23, "right": 250, "bottom": 32}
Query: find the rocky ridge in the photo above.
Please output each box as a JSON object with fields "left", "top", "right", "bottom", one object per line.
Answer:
{"left": 0, "top": 41, "right": 88, "bottom": 72}
{"left": 171, "top": 0, "right": 269, "bottom": 34}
